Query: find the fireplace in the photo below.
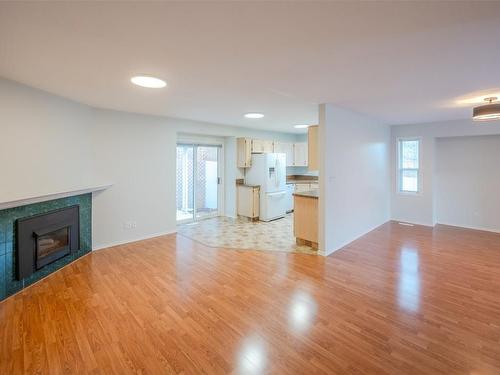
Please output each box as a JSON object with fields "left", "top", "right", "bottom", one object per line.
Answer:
{"left": 16, "top": 206, "right": 80, "bottom": 279}
{"left": 35, "top": 226, "right": 70, "bottom": 269}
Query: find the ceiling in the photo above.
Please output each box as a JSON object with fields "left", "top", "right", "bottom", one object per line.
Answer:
{"left": 1, "top": 2, "right": 500, "bottom": 133}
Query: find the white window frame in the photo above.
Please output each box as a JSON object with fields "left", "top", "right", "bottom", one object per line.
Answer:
{"left": 397, "top": 137, "right": 422, "bottom": 195}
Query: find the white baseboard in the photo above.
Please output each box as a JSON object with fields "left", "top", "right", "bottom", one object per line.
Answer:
{"left": 390, "top": 218, "right": 500, "bottom": 233}
{"left": 92, "top": 229, "right": 177, "bottom": 251}
{"left": 390, "top": 218, "right": 435, "bottom": 227}
{"left": 436, "top": 222, "right": 500, "bottom": 234}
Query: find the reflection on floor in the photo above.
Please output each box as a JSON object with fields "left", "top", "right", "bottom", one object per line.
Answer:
{"left": 177, "top": 214, "right": 317, "bottom": 254}
{"left": 176, "top": 208, "right": 218, "bottom": 222}
{"left": 2, "top": 223, "right": 500, "bottom": 373}
{"left": 176, "top": 209, "right": 193, "bottom": 221}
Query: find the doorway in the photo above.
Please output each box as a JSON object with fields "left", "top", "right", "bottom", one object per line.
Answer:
{"left": 176, "top": 143, "right": 222, "bottom": 223}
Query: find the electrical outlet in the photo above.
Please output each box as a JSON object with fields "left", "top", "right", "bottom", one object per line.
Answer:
{"left": 123, "top": 221, "right": 137, "bottom": 230}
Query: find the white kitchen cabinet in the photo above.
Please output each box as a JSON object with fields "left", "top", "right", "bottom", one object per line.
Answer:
{"left": 237, "top": 185, "right": 260, "bottom": 219}
{"left": 263, "top": 140, "right": 274, "bottom": 153}
{"left": 238, "top": 138, "right": 307, "bottom": 167}
{"left": 274, "top": 142, "right": 294, "bottom": 167}
{"left": 252, "top": 139, "right": 273, "bottom": 153}
{"left": 293, "top": 142, "right": 308, "bottom": 167}
{"left": 251, "top": 139, "right": 265, "bottom": 153}
{"left": 237, "top": 138, "right": 252, "bottom": 168}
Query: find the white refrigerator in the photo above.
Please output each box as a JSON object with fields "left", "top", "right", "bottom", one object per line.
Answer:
{"left": 245, "top": 153, "right": 287, "bottom": 221}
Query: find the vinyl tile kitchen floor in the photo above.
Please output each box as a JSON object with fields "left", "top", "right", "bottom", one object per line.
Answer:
{"left": 177, "top": 214, "right": 317, "bottom": 254}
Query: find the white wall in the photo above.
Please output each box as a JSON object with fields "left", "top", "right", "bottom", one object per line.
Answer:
{"left": 390, "top": 135, "right": 436, "bottom": 226}
{"left": 391, "top": 119, "right": 500, "bottom": 227}
{"left": 90, "top": 109, "right": 178, "bottom": 249}
{"left": 0, "top": 78, "right": 300, "bottom": 249}
{"left": 435, "top": 135, "right": 500, "bottom": 232}
{"left": 319, "top": 104, "right": 390, "bottom": 255}
{"left": 0, "top": 78, "right": 95, "bottom": 201}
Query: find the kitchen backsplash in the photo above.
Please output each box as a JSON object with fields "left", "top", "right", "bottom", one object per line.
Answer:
{"left": 286, "top": 166, "right": 318, "bottom": 176}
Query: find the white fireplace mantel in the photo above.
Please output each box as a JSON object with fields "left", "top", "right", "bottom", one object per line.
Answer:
{"left": 0, "top": 184, "right": 113, "bottom": 210}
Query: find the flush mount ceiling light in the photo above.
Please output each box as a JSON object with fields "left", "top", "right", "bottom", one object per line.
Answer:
{"left": 244, "top": 113, "right": 264, "bottom": 119}
{"left": 130, "top": 75, "right": 167, "bottom": 88}
{"left": 472, "top": 97, "right": 500, "bottom": 121}
{"left": 454, "top": 90, "right": 500, "bottom": 106}
{"left": 294, "top": 124, "right": 309, "bottom": 129}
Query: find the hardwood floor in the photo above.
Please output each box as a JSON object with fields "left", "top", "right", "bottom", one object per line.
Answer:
{"left": 1, "top": 222, "right": 500, "bottom": 374}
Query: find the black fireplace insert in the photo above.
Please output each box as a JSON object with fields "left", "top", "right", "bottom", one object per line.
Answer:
{"left": 16, "top": 205, "right": 80, "bottom": 279}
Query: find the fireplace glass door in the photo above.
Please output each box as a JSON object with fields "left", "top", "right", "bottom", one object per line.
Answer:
{"left": 35, "top": 226, "right": 71, "bottom": 269}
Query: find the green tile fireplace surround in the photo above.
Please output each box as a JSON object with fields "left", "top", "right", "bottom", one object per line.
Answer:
{"left": 0, "top": 193, "right": 92, "bottom": 301}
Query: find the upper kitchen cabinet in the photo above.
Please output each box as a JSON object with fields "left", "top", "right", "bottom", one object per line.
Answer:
{"left": 264, "top": 140, "right": 274, "bottom": 153}
{"left": 237, "top": 138, "right": 252, "bottom": 168}
{"left": 237, "top": 137, "right": 310, "bottom": 168}
{"left": 252, "top": 139, "right": 274, "bottom": 153}
{"left": 308, "top": 125, "right": 319, "bottom": 171}
{"left": 274, "top": 142, "right": 294, "bottom": 167}
{"left": 294, "top": 142, "right": 308, "bottom": 167}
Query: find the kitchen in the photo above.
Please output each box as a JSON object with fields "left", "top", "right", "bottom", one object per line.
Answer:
{"left": 235, "top": 125, "right": 319, "bottom": 251}
{"left": 176, "top": 125, "right": 319, "bottom": 254}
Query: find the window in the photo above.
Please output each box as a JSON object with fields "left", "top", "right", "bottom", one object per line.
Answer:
{"left": 398, "top": 139, "right": 420, "bottom": 193}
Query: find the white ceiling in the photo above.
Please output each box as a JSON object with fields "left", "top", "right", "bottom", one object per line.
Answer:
{"left": 1, "top": 1, "right": 500, "bottom": 133}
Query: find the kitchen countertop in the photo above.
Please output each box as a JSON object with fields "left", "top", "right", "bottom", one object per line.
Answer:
{"left": 235, "top": 179, "right": 259, "bottom": 188}
{"left": 237, "top": 176, "right": 317, "bottom": 186}
{"left": 286, "top": 175, "right": 318, "bottom": 185}
{"left": 293, "top": 189, "right": 319, "bottom": 199}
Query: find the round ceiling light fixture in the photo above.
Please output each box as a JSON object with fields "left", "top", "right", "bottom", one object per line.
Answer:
{"left": 294, "top": 124, "right": 310, "bottom": 129}
{"left": 131, "top": 75, "right": 167, "bottom": 88}
{"left": 473, "top": 97, "right": 500, "bottom": 121}
{"left": 244, "top": 113, "right": 264, "bottom": 119}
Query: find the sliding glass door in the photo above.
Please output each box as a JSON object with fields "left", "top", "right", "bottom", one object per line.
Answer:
{"left": 176, "top": 145, "right": 195, "bottom": 222}
{"left": 176, "top": 144, "right": 221, "bottom": 222}
{"left": 194, "top": 146, "right": 220, "bottom": 220}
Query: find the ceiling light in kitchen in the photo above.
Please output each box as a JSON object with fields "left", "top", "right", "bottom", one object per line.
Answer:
{"left": 294, "top": 125, "right": 309, "bottom": 129}
{"left": 244, "top": 113, "right": 264, "bottom": 119}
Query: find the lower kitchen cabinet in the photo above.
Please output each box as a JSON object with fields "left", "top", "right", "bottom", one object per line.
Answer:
{"left": 294, "top": 194, "right": 318, "bottom": 249}
{"left": 237, "top": 185, "right": 260, "bottom": 219}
